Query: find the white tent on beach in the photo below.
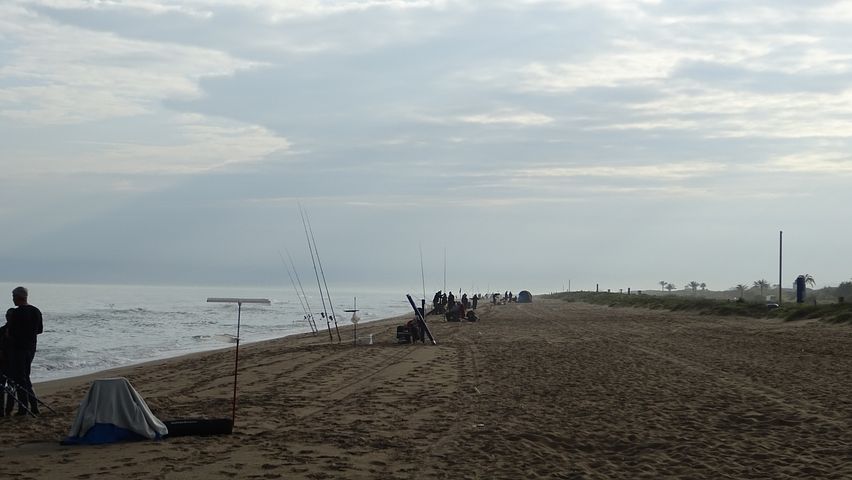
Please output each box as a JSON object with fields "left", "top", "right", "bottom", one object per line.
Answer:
{"left": 63, "top": 377, "right": 168, "bottom": 445}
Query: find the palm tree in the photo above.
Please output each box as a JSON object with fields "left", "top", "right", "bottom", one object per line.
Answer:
{"left": 688, "top": 281, "right": 700, "bottom": 294}
{"left": 659, "top": 280, "right": 667, "bottom": 292}
{"left": 803, "top": 274, "right": 815, "bottom": 288}
{"left": 665, "top": 283, "right": 676, "bottom": 292}
{"left": 700, "top": 282, "right": 707, "bottom": 291}
{"left": 736, "top": 283, "right": 748, "bottom": 300}
{"left": 754, "top": 279, "right": 770, "bottom": 298}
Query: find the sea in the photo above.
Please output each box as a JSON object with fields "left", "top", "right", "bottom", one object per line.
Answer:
{"left": 0, "top": 282, "right": 412, "bottom": 383}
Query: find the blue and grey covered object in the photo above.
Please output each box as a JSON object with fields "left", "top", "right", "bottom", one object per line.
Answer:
{"left": 63, "top": 377, "right": 168, "bottom": 445}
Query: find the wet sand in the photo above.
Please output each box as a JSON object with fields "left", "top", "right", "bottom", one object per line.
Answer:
{"left": 1, "top": 299, "right": 850, "bottom": 479}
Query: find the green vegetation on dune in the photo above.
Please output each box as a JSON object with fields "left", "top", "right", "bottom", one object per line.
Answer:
{"left": 543, "top": 291, "right": 852, "bottom": 324}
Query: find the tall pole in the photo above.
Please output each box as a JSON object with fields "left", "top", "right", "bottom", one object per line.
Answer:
{"left": 286, "top": 248, "right": 318, "bottom": 334}
{"left": 443, "top": 247, "right": 446, "bottom": 292}
{"left": 232, "top": 302, "right": 241, "bottom": 424}
{"left": 779, "top": 230, "right": 783, "bottom": 305}
{"left": 420, "top": 243, "right": 426, "bottom": 304}
{"left": 207, "top": 297, "right": 270, "bottom": 430}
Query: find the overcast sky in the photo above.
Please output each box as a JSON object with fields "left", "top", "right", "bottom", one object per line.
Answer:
{"left": 2, "top": 0, "right": 851, "bottom": 295}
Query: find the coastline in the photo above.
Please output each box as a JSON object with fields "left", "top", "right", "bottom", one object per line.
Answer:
{"left": 34, "top": 312, "right": 411, "bottom": 397}
{"left": 3, "top": 300, "right": 850, "bottom": 479}
{"left": 1, "top": 281, "right": 411, "bottom": 384}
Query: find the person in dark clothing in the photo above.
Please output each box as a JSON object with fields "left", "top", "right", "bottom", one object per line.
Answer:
{"left": 5, "top": 286, "right": 43, "bottom": 416}
{"left": 0, "top": 320, "right": 11, "bottom": 416}
{"left": 405, "top": 318, "right": 425, "bottom": 343}
{"left": 432, "top": 291, "right": 444, "bottom": 315}
{"left": 471, "top": 294, "right": 478, "bottom": 310}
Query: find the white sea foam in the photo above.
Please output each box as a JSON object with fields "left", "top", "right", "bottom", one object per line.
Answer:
{"left": 0, "top": 283, "right": 409, "bottom": 382}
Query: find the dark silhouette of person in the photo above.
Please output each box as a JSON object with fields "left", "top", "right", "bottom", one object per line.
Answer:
{"left": 0, "top": 320, "right": 11, "bottom": 416}
{"left": 432, "top": 291, "right": 443, "bottom": 314}
{"left": 5, "top": 286, "right": 43, "bottom": 416}
{"left": 472, "top": 294, "right": 479, "bottom": 310}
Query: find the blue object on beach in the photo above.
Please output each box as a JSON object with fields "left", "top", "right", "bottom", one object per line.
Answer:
{"left": 62, "top": 423, "right": 151, "bottom": 445}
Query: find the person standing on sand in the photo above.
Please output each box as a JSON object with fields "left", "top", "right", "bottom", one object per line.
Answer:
{"left": 5, "top": 286, "right": 43, "bottom": 416}
{"left": 0, "top": 319, "right": 11, "bottom": 416}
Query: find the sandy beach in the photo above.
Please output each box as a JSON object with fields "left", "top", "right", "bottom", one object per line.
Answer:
{"left": 1, "top": 299, "right": 850, "bottom": 479}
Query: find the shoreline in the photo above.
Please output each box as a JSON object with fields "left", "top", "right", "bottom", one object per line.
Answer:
{"left": 8, "top": 281, "right": 411, "bottom": 387}
{"left": 33, "top": 311, "right": 412, "bottom": 397}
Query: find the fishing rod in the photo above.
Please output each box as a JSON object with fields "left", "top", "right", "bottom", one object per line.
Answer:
{"left": 419, "top": 243, "right": 427, "bottom": 316}
{"left": 1, "top": 374, "right": 51, "bottom": 416}
{"left": 303, "top": 206, "right": 341, "bottom": 342}
{"left": 286, "top": 247, "right": 319, "bottom": 335}
{"left": 278, "top": 250, "right": 317, "bottom": 335}
{"left": 299, "top": 204, "right": 334, "bottom": 342}
{"left": 419, "top": 243, "right": 426, "bottom": 306}
{"left": 443, "top": 246, "right": 446, "bottom": 293}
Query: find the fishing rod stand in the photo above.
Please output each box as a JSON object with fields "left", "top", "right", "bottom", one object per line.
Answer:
{"left": 207, "top": 297, "right": 271, "bottom": 429}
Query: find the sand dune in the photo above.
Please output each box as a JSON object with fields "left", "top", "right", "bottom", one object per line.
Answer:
{"left": 1, "top": 299, "right": 850, "bottom": 479}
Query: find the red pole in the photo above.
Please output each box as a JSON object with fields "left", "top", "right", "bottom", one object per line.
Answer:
{"left": 779, "top": 230, "right": 783, "bottom": 305}
{"left": 232, "top": 302, "right": 242, "bottom": 426}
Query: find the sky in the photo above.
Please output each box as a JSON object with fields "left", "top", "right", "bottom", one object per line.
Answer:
{"left": 2, "top": 0, "right": 852, "bottom": 295}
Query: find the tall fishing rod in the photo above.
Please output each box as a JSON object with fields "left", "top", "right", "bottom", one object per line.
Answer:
{"left": 303, "top": 206, "right": 341, "bottom": 342}
{"left": 277, "top": 251, "right": 310, "bottom": 325}
{"left": 278, "top": 250, "right": 317, "bottom": 335}
{"left": 419, "top": 243, "right": 427, "bottom": 306}
{"left": 299, "top": 204, "right": 333, "bottom": 342}
{"left": 286, "top": 247, "right": 319, "bottom": 334}
{"left": 443, "top": 246, "right": 446, "bottom": 293}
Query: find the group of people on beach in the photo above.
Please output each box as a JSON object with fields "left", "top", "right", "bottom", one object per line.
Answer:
{"left": 1, "top": 286, "right": 43, "bottom": 417}
{"left": 431, "top": 290, "right": 480, "bottom": 322}
{"left": 400, "top": 288, "right": 521, "bottom": 343}
{"left": 492, "top": 291, "right": 516, "bottom": 304}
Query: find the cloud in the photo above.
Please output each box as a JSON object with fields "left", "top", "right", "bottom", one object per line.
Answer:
{"left": 763, "top": 153, "right": 852, "bottom": 174}
{"left": 0, "top": 4, "right": 258, "bottom": 126}
{"left": 3, "top": 0, "right": 852, "bottom": 289}
{"left": 63, "top": 114, "right": 291, "bottom": 175}
{"left": 513, "top": 162, "right": 725, "bottom": 180}
{"left": 457, "top": 110, "right": 554, "bottom": 126}
{"left": 518, "top": 49, "right": 685, "bottom": 92}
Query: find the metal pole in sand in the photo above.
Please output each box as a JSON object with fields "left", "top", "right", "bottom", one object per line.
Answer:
{"left": 207, "top": 297, "right": 270, "bottom": 428}
{"left": 778, "top": 230, "right": 783, "bottom": 305}
{"left": 345, "top": 297, "right": 360, "bottom": 346}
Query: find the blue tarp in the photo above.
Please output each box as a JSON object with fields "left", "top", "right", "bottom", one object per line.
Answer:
{"left": 62, "top": 423, "right": 154, "bottom": 445}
